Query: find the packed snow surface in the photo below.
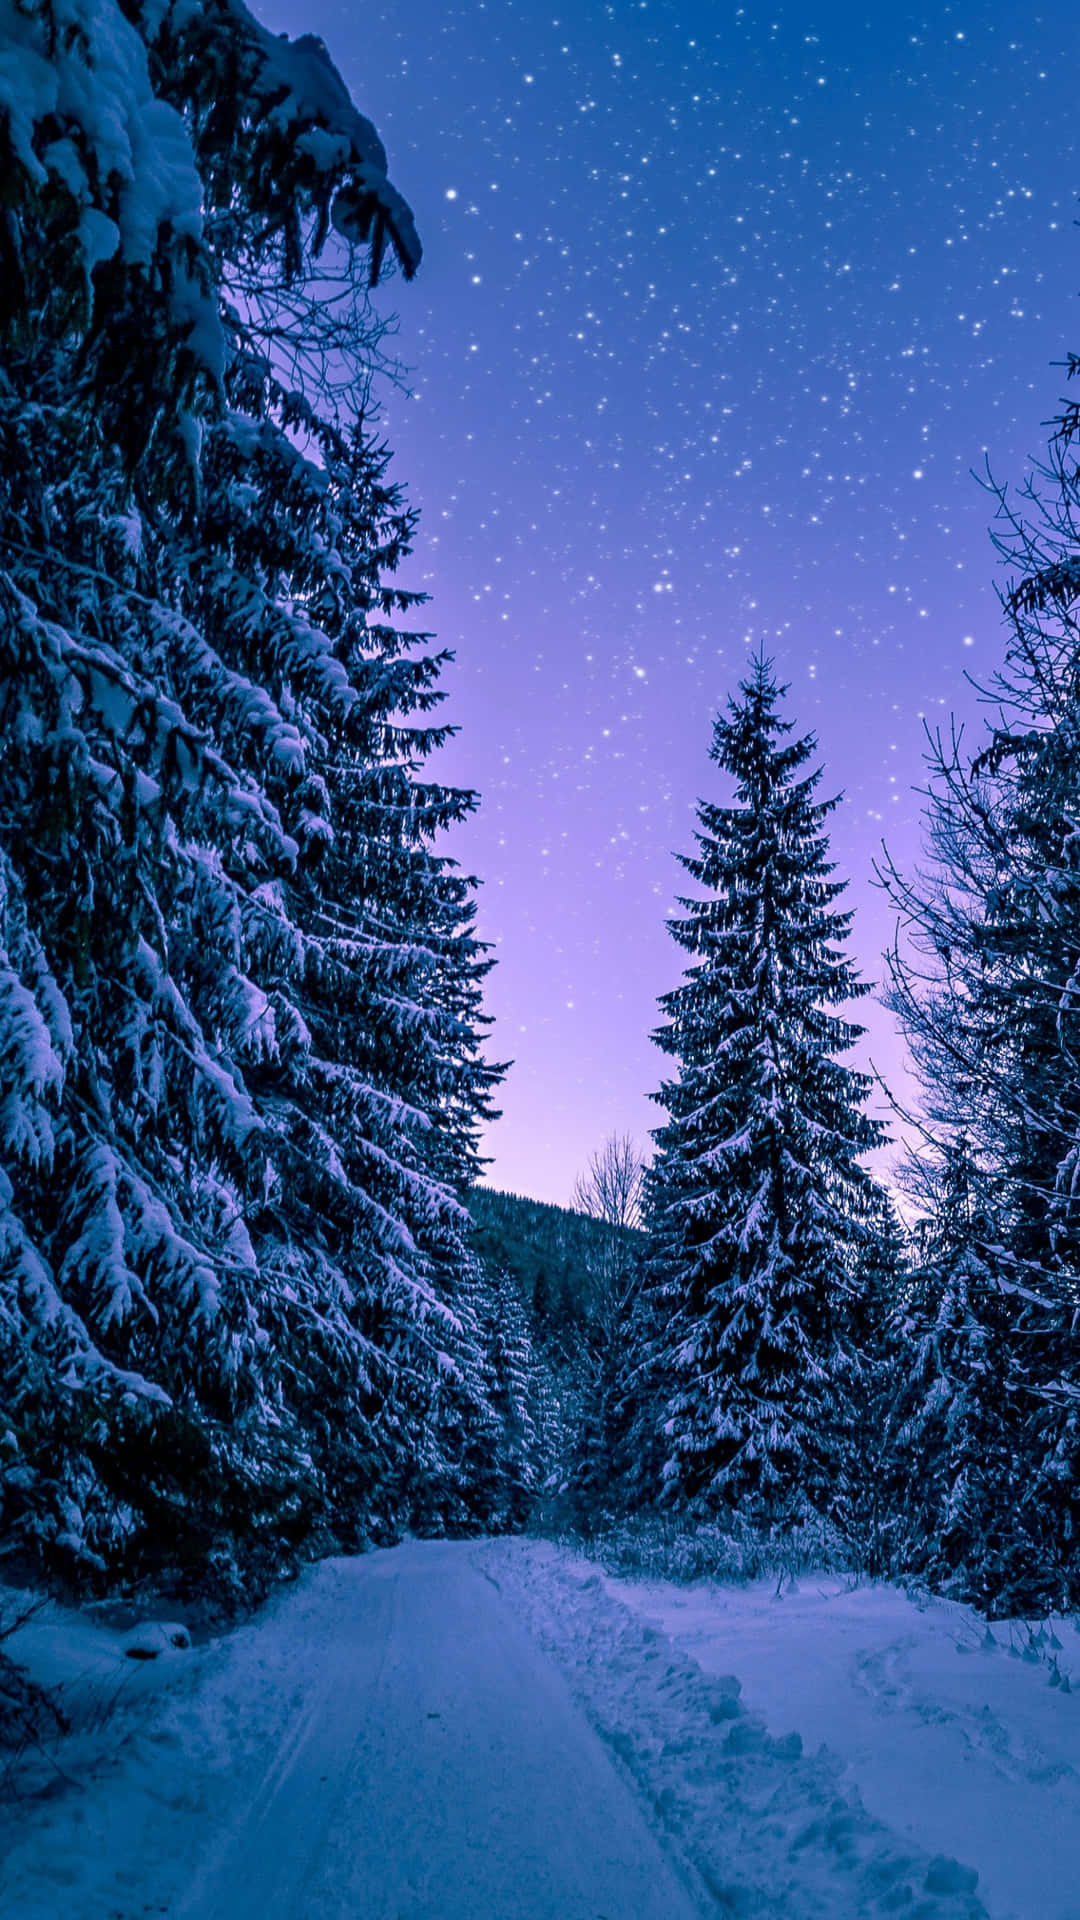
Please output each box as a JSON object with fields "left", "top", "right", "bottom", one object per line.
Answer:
{"left": 602, "top": 1556, "right": 1080, "bottom": 1920}
{"left": 1, "top": 1539, "right": 1076, "bottom": 1918}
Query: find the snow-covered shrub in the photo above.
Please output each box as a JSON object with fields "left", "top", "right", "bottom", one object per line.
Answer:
{"left": 0, "top": 1596, "right": 67, "bottom": 1768}
{"left": 576, "top": 1511, "right": 852, "bottom": 1588}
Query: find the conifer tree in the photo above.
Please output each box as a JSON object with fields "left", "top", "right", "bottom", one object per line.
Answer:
{"left": 880, "top": 1136, "right": 1060, "bottom": 1605}
{"left": 883, "top": 1136, "right": 999, "bottom": 1574}
{"left": 832, "top": 1194, "right": 907, "bottom": 1571}
{"left": 484, "top": 1269, "right": 542, "bottom": 1527}
{"left": 404, "top": 1251, "right": 504, "bottom": 1537}
{"left": 878, "top": 350, "right": 1080, "bottom": 1605}
{"left": 0, "top": 0, "right": 499, "bottom": 1594}
{"left": 644, "top": 656, "right": 885, "bottom": 1524}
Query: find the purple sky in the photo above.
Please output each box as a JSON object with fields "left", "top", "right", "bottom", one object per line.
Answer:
{"left": 262, "top": 0, "right": 1080, "bottom": 1204}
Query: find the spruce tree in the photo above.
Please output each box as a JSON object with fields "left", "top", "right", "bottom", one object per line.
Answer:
{"left": 0, "top": 0, "right": 500, "bottom": 1595}
{"left": 833, "top": 1194, "right": 907, "bottom": 1572}
{"left": 644, "top": 656, "right": 885, "bottom": 1524}
{"left": 884, "top": 1142, "right": 1026, "bottom": 1604}
{"left": 878, "top": 349, "right": 1080, "bottom": 1606}
{"left": 484, "top": 1269, "right": 542, "bottom": 1528}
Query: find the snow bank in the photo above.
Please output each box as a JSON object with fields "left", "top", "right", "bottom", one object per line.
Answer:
{"left": 484, "top": 1539, "right": 991, "bottom": 1919}
{"left": 0, "top": 1587, "right": 200, "bottom": 1750}
{"left": 0, "top": 1576, "right": 254, "bottom": 1917}
{"left": 601, "top": 1561, "right": 1080, "bottom": 1920}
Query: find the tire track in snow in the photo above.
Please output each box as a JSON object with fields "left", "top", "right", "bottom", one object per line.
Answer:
{"left": 3, "top": 1543, "right": 710, "bottom": 1920}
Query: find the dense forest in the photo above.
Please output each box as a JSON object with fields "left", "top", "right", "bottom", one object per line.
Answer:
{"left": 1, "top": 0, "right": 1079, "bottom": 1623}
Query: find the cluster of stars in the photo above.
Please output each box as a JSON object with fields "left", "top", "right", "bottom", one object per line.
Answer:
{"left": 260, "top": 0, "right": 1080, "bottom": 1201}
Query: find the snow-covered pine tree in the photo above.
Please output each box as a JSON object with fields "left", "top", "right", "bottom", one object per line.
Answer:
{"left": 484, "top": 1268, "right": 542, "bottom": 1529}
{"left": 884, "top": 1143, "right": 1038, "bottom": 1606}
{"left": 0, "top": 0, "right": 498, "bottom": 1595}
{"left": 831, "top": 1192, "right": 907, "bottom": 1572}
{"left": 878, "top": 350, "right": 1080, "bottom": 1605}
{"left": 643, "top": 655, "right": 885, "bottom": 1527}
{"left": 403, "top": 1248, "right": 505, "bottom": 1538}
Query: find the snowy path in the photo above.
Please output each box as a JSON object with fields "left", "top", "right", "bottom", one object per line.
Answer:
{"left": 0, "top": 1539, "right": 1022, "bottom": 1919}
{"left": 1, "top": 1541, "right": 703, "bottom": 1920}
{"left": 173, "top": 1539, "right": 703, "bottom": 1919}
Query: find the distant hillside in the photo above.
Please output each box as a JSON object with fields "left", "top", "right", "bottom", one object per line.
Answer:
{"left": 467, "top": 1187, "right": 642, "bottom": 1334}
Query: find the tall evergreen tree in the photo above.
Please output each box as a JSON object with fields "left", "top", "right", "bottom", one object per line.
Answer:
{"left": 643, "top": 656, "right": 885, "bottom": 1523}
{"left": 884, "top": 1142, "right": 1030, "bottom": 1604}
{"left": 483, "top": 1267, "right": 543, "bottom": 1528}
{"left": 878, "top": 349, "right": 1080, "bottom": 1606}
{"left": 831, "top": 1194, "right": 907, "bottom": 1571}
{"left": 0, "top": 0, "right": 500, "bottom": 1596}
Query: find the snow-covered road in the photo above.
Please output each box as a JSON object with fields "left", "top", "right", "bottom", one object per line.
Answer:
{"left": 3, "top": 1541, "right": 707, "bottom": 1920}
{"left": 173, "top": 1539, "right": 702, "bottom": 1919}
{"left": 0, "top": 1539, "right": 1023, "bottom": 1919}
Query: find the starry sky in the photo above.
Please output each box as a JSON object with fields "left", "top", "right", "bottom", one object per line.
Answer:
{"left": 261, "top": 0, "right": 1080, "bottom": 1204}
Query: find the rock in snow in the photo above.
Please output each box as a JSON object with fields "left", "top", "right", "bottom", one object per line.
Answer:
{"left": 121, "top": 1620, "right": 193, "bottom": 1660}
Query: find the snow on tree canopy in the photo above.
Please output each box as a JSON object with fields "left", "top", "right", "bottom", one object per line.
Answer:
{"left": 0, "top": 0, "right": 216, "bottom": 363}
{"left": 0, "top": 0, "right": 501, "bottom": 1603}
{"left": 241, "top": 8, "right": 422, "bottom": 279}
{"left": 637, "top": 655, "right": 887, "bottom": 1524}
